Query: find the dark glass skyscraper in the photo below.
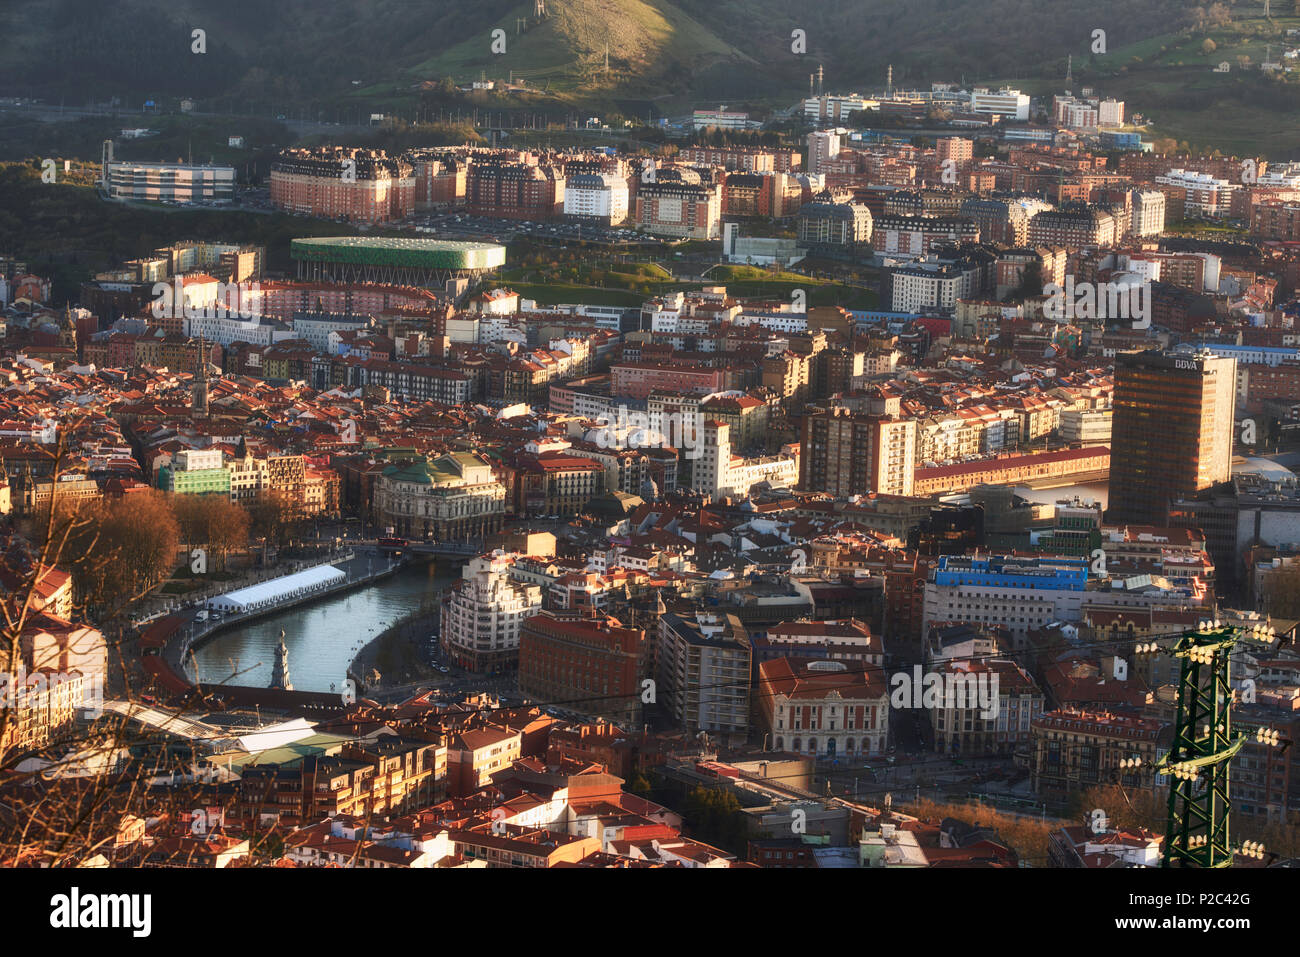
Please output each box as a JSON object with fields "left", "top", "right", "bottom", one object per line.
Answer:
{"left": 1107, "top": 349, "right": 1236, "bottom": 526}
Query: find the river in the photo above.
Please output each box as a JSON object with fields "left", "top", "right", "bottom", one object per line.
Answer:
{"left": 189, "top": 558, "right": 462, "bottom": 694}
{"left": 1012, "top": 480, "right": 1109, "bottom": 511}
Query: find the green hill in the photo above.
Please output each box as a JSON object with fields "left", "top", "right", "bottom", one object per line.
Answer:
{"left": 409, "top": 0, "right": 754, "bottom": 93}
{"left": 0, "top": 0, "right": 1198, "bottom": 103}
{"left": 7, "top": 0, "right": 1300, "bottom": 155}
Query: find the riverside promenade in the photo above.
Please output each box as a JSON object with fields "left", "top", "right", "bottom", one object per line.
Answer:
{"left": 158, "top": 548, "right": 404, "bottom": 684}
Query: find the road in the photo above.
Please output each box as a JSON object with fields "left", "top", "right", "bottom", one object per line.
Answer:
{"left": 0, "top": 102, "right": 371, "bottom": 137}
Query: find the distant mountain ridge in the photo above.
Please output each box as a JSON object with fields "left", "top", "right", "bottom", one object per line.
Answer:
{"left": 1, "top": 0, "right": 1204, "bottom": 105}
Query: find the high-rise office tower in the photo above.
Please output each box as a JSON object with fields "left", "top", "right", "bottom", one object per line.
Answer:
{"left": 1107, "top": 350, "right": 1236, "bottom": 525}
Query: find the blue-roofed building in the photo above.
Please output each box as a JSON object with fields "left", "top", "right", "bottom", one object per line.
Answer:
{"left": 1181, "top": 342, "right": 1300, "bottom": 368}
{"left": 923, "top": 555, "right": 1092, "bottom": 639}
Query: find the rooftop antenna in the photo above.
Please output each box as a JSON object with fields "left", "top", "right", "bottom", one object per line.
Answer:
{"left": 817, "top": 64, "right": 824, "bottom": 96}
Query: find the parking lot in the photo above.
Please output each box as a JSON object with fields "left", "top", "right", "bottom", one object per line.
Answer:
{"left": 406, "top": 211, "right": 657, "bottom": 247}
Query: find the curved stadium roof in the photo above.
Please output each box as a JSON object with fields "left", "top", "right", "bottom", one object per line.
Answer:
{"left": 290, "top": 236, "right": 506, "bottom": 271}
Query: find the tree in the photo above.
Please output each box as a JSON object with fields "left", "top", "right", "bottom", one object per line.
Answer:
{"left": 626, "top": 771, "right": 651, "bottom": 795}
{"left": 171, "top": 494, "right": 250, "bottom": 572}
{"left": 682, "top": 785, "right": 747, "bottom": 852}
{"left": 1202, "top": 38, "right": 1218, "bottom": 55}
{"left": 1071, "top": 784, "right": 1163, "bottom": 833}
{"left": 247, "top": 493, "right": 302, "bottom": 550}
{"left": 37, "top": 490, "right": 181, "bottom": 617}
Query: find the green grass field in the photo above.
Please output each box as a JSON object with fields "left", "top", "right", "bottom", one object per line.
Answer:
{"left": 507, "top": 282, "right": 650, "bottom": 306}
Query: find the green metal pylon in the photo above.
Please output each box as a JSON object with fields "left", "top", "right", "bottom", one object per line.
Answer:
{"left": 1153, "top": 625, "right": 1244, "bottom": 868}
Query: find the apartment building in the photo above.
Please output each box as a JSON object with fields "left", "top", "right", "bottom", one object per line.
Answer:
{"left": 467, "top": 160, "right": 565, "bottom": 220}
{"left": 1154, "top": 169, "right": 1237, "bottom": 219}
{"left": 447, "top": 727, "right": 523, "bottom": 796}
{"left": 799, "top": 407, "right": 917, "bottom": 497}
{"left": 270, "top": 148, "right": 414, "bottom": 223}
{"left": 929, "top": 659, "right": 1044, "bottom": 756}
{"left": 656, "top": 610, "right": 752, "bottom": 739}
{"left": 517, "top": 611, "right": 647, "bottom": 726}
{"left": 440, "top": 557, "right": 544, "bottom": 672}
{"left": 1027, "top": 207, "right": 1116, "bottom": 248}
{"left": 1030, "top": 708, "right": 1168, "bottom": 796}
{"left": 1130, "top": 189, "right": 1167, "bottom": 237}
{"left": 563, "top": 172, "right": 629, "bottom": 225}
{"left": 921, "top": 554, "right": 1091, "bottom": 641}
{"left": 797, "top": 196, "right": 873, "bottom": 247}
{"left": 103, "top": 161, "right": 235, "bottom": 204}
{"left": 887, "top": 259, "right": 984, "bottom": 314}
{"left": 634, "top": 179, "right": 722, "bottom": 240}
{"left": 871, "top": 214, "right": 979, "bottom": 256}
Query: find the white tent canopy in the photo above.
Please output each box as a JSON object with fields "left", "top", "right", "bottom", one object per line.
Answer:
{"left": 206, "top": 564, "right": 346, "bottom": 614}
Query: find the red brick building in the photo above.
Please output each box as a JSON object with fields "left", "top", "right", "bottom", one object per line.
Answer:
{"left": 610, "top": 362, "right": 726, "bottom": 400}
{"left": 467, "top": 161, "right": 565, "bottom": 220}
{"left": 410, "top": 155, "right": 467, "bottom": 208}
{"left": 270, "top": 148, "right": 414, "bottom": 223}
{"left": 518, "top": 611, "right": 647, "bottom": 725}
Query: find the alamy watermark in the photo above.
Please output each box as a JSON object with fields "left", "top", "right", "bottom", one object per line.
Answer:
{"left": 590, "top": 406, "right": 705, "bottom": 460}
{"left": 1043, "top": 276, "right": 1150, "bottom": 329}
{"left": 150, "top": 277, "right": 262, "bottom": 321}
{"left": 0, "top": 665, "right": 105, "bottom": 718}
{"left": 889, "top": 665, "right": 999, "bottom": 719}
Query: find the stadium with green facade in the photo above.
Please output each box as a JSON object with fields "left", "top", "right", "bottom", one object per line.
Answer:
{"left": 290, "top": 237, "right": 506, "bottom": 287}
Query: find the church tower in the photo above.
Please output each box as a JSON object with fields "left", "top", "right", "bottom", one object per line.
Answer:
{"left": 192, "top": 333, "right": 209, "bottom": 417}
{"left": 58, "top": 304, "right": 78, "bottom": 353}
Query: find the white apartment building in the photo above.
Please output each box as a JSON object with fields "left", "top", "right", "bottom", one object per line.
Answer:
{"left": 732, "top": 309, "right": 810, "bottom": 334}
{"left": 696, "top": 421, "right": 799, "bottom": 499}
{"left": 1059, "top": 408, "right": 1113, "bottom": 445}
{"left": 1155, "top": 169, "right": 1238, "bottom": 219}
{"left": 1129, "top": 190, "right": 1167, "bottom": 237}
{"left": 226, "top": 454, "right": 270, "bottom": 504}
{"left": 889, "top": 262, "right": 980, "bottom": 314}
{"left": 1259, "top": 162, "right": 1300, "bottom": 188}
{"left": 103, "top": 161, "right": 235, "bottom": 204}
{"left": 806, "top": 130, "right": 844, "bottom": 176}
{"left": 184, "top": 314, "right": 290, "bottom": 348}
{"left": 803, "top": 95, "right": 874, "bottom": 125}
{"left": 174, "top": 448, "right": 223, "bottom": 471}
{"left": 563, "top": 172, "right": 629, "bottom": 225}
{"left": 693, "top": 109, "right": 754, "bottom": 131}
{"left": 440, "top": 554, "right": 544, "bottom": 672}
{"left": 969, "top": 88, "right": 1030, "bottom": 121}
